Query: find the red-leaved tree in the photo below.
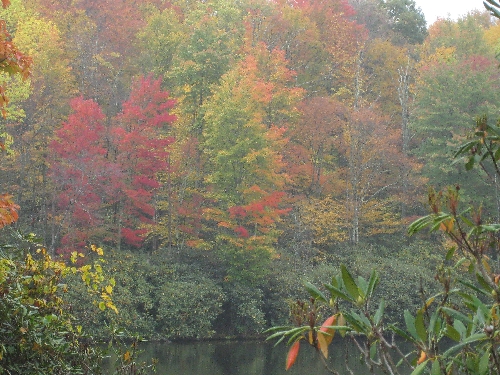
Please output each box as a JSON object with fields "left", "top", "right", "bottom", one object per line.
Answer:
{"left": 50, "top": 77, "right": 176, "bottom": 253}
{"left": 49, "top": 97, "right": 111, "bottom": 254}
{"left": 110, "top": 75, "right": 176, "bottom": 249}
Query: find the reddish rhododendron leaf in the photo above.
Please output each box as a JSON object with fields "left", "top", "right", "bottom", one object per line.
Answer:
{"left": 319, "top": 315, "right": 337, "bottom": 345}
{"left": 286, "top": 340, "right": 300, "bottom": 370}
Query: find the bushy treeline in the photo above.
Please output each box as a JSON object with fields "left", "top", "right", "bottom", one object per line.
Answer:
{"left": 57, "top": 239, "right": 439, "bottom": 340}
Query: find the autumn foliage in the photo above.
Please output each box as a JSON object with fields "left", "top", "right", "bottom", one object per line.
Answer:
{"left": 0, "top": 0, "right": 435, "bottom": 254}
{"left": 0, "top": 193, "right": 18, "bottom": 228}
{"left": 3, "top": 0, "right": 498, "bottom": 345}
{"left": 49, "top": 76, "right": 176, "bottom": 253}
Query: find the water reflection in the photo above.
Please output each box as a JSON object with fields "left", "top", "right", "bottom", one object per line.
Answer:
{"left": 112, "top": 339, "right": 409, "bottom": 375}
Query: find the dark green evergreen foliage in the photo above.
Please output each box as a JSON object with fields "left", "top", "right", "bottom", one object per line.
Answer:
{"left": 59, "top": 240, "right": 443, "bottom": 340}
{"left": 214, "top": 284, "right": 266, "bottom": 336}
{"left": 64, "top": 250, "right": 219, "bottom": 340}
{"left": 63, "top": 248, "right": 267, "bottom": 339}
{"left": 66, "top": 250, "right": 161, "bottom": 338}
{"left": 157, "top": 280, "right": 225, "bottom": 339}
{"left": 262, "top": 255, "right": 320, "bottom": 327}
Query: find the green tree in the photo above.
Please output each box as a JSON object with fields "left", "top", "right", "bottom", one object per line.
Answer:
{"left": 379, "top": 0, "right": 427, "bottom": 45}
{"left": 140, "top": 0, "right": 246, "bottom": 254}
{"left": 201, "top": 44, "right": 300, "bottom": 244}
{"left": 411, "top": 17, "right": 499, "bottom": 209}
{"left": 137, "top": 7, "right": 185, "bottom": 78}
{"left": 198, "top": 44, "right": 301, "bottom": 334}
{"left": 168, "top": 0, "right": 244, "bottom": 132}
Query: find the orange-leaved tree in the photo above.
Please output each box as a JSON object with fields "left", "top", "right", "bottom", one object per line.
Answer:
{"left": 0, "top": 193, "right": 18, "bottom": 228}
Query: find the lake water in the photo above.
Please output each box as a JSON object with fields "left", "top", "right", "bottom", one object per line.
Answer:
{"left": 107, "top": 339, "right": 410, "bottom": 375}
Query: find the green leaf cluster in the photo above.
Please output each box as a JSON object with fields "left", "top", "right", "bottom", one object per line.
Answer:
{"left": 0, "top": 247, "right": 103, "bottom": 374}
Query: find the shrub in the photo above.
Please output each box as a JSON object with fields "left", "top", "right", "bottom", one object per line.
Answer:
{"left": 157, "top": 278, "right": 225, "bottom": 339}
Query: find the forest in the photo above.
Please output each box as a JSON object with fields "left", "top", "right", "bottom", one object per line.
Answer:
{"left": 2, "top": 0, "right": 500, "bottom": 372}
